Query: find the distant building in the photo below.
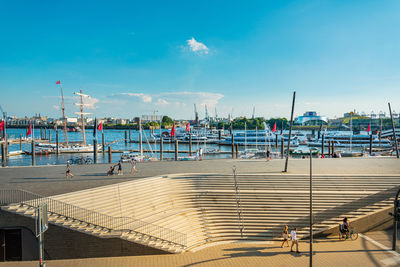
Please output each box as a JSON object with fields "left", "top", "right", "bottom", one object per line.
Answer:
{"left": 295, "top": 111, "right": 328, "bottom": 125}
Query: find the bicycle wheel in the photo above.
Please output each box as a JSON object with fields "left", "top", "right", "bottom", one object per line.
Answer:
{"left": 350, "top": 232, "right": 358, "bottom": 240}
{"left": 86, "top": 158, "right": 93, "bottom": 164}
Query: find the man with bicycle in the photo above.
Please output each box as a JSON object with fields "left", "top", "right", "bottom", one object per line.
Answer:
{"left": 340, "top": 217, "right": 350, "bottom": 238}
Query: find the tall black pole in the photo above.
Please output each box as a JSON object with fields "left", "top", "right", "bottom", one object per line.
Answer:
{"left": 2, "top": 112, "right": 7, "bottom": 167}
{"left": 231, "top": 127, "right": 235, "bottom": 159}
{"left": 389, "top": 103, "right": 399, "bottom": 158}
{"left": 309, "top": 149, "right": 313, "bottom": 266}
{"left": 321, "top": 134, "right": 325, "bottom": 155}
{"left": 284, "top": 91, "right": 296, "bottom": 172}
{"left": 93, "top": 139, "right": 97, "bottom": 164}
{"left": 160, "top": 136, "right": 163, "bottom": 161}
{"left": 189, "top": 132, "right": 192, "bottom": 156}
{"left": 56, "top": 130, "right": 59, "bottom": 155}
{"left": 175, "top": 139, "right": 178, "bottom": 161}
{"left": 31, "top": 139, "right": 35, "bottom": 166}
{"left": 369, "top": 134, "right": 373, "bottom": 156}
{"left": 102, "top": 132, "right": 105, "bottom": 154}
{"left": 392, "top": 189, "right": 400, "bottom": 251}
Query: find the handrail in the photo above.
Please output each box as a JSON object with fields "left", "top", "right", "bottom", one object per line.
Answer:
{"left": 0, "top": 189, "right": 187, "bottom": 248}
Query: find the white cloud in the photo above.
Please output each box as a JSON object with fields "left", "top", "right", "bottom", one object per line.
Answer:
{"left": 160, "top": 91, "right": 223, "bottom": 108}
{"left": 84, "top": 97, "right": 99, "bottom": 109}
{"left": 120, "top": 93, "right": 152, "bottom": 103}
{"left": 155, "top": 98, "right": 169, "bottom": 105}
{"left": 187, "top": 37, "right": 209, "bottom": 54}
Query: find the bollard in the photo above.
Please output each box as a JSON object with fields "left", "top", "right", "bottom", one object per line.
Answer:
{"left": 160, "top": 136, "right": 163, "bottom": 160}
{"left": 31, "top": 140, "right": 36, "bottom": 166}
{"left": 235, "top": 144, "right": 239, "bottom": 158}
{"left": 124, "top": 131, "right": 127, "bottom": 145}
{"left": 189, "top": 134, "right": 192, "bottom": 156}
{"left": 108, "top": 146, "right": 112, "bottom": 163}
{"left": 56, "top": 131, "right": 59, "bottom": 155}
{"left": 369, "top": 134, "right": 373, "bottom": 155}
{"left": 93, "top": 139, "right": 98, "bottom": 164}
{"left": 231, "top": 134, "right": 235, "bottom": 159}
{"left": 19, "top": 134, "right": 22, "bottom": 150}
{"left": 275, "top": 134, "right": 278, "bottom": 149}
{"left": 175, "top": 139, "right": 178, "bottom": 161}
{"left": 102, "top": 132, "right": 105, "bottom": 154}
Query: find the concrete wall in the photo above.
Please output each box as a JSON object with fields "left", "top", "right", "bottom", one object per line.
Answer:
{"left": 0, "top": 209, "right": 169, "bottom": 260}
{"left": 320, "top": 206, "right": 393, "bottom": 237}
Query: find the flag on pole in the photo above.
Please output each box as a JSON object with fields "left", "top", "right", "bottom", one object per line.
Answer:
{"left": 93, "top": 118, "right": 97, "bottom": 137}
{"left": 56, "top": 80, "right": 61, "bottom": 84}
{"left": 97, "top": 122, "right": 103, "bottom": 131}
{"left": 272, "top": 122, "right": 277, "bottom": 132}
{"left": 186, "top": 122, "right": 190, "bottom": 132}
{"left": 0, "top": 121, "right": 4, "bottom": 131}
{"left": 171, "top": 123, "right": 175, "bottom": 137}
{"left": 367, "top": 122, "right": 371, "bottom": 134}
{"left": 26, "top": 121, "right": 32, "bottom": 137}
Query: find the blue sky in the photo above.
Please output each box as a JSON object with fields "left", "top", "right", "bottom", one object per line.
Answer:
{"left": 1, "top": 0, "right": 400, "bottom": 119}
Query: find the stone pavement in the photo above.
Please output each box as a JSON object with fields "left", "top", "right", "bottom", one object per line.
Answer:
{"left": 1, "top": 157, "right": 399, "bottom": 196}
{"left": 2, "top": 234, "right": 400, "bottom": 267}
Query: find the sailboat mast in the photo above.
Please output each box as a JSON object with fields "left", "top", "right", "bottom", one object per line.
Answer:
{"left": 80, "top": 89, "right": 86, "bottom": 145}
{"left": 60, "top": 84, "right": 69, "bottom": 145}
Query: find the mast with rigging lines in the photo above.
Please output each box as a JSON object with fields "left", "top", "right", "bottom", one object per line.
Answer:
{"left": 74, "top": 90, "right": 91, "bottom": 146}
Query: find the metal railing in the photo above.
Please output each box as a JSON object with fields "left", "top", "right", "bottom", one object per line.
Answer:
{"left": 0, "top": 189, "right": 187, "bottom": 248}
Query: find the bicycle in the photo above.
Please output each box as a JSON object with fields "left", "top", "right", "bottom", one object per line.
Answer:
{"left": 338, "top": 225, "right": 358, "bottom": 241}
{"left": 69, "top": 156, "right": 93, "bottom": 165}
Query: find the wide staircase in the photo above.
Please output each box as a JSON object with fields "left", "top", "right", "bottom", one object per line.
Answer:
{"left": 1, "top": 173, "right": 399, "bottom": 253}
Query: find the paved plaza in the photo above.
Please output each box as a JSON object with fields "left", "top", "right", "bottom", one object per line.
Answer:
{"left": 1, "top": 157, "right": 400, "bottom": 266}
{"left": 1, "top": 232, "right": 400, "bottom": 267}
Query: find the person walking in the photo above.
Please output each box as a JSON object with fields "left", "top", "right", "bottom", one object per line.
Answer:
{"left": 290, "top": 227, "right": 300, "bottom": 253}
{"left": 65, "top": 161, "right": 74, "bottom": 179}
{"left": 199, "top": 147, "right": 203, "bottom": 160}
{"left": 281, "top": 225, "right": 290, "bottom": 248}
{"left": 266, "top": 149, "right": 271, "bottom": 161}
{"left": 130, "top": 158, "right": 136, "bottom": 174}
{"left": 117, "top": 160, "right": 123, "bottom": 175}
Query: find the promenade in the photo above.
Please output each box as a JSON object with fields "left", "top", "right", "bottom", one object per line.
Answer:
{"left": 0, "top": 157, "right": 399, "bottom": 196}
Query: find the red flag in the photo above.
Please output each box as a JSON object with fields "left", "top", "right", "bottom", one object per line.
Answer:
{"left": 0, "top": 121, "right": 4, "bottom": 131}
{"left": 170, "top": 123, "right": 175, "bottom": 137}
{"left": 186, "top": 122, "right": 190, "bottom": 132}
{"left": 56, "top": 80, "right": 61, "bottom": 84}
{"left": 272, "top": 122, "right": 276, "bottom": 132}
{"left": 26, "top": 121, "right": 32, "bottom": 137}
{"left": 97, "top": 122, "right": 103, "bottom": 131}
{"left": 367, "top": 122, "right": 371, "bottom": 134}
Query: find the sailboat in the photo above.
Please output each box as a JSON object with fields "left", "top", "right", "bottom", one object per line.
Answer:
{"left": 36, "top": 87, "right": 100, "bottom": 154}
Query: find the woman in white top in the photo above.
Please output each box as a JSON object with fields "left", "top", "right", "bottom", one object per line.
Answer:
{"left": 290, "top": 227, "right": 300, "bottom": 253}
